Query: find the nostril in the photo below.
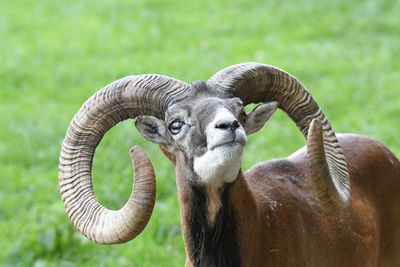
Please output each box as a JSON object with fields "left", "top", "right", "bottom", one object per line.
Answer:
{"left": 215, "top": 122, "right": 230, "bottom": 130}
{"left": 215, "top": 120, "right": 240, "bottom": 131}
{"left": 232, "top": 120, "right": 239, "bottom": 129}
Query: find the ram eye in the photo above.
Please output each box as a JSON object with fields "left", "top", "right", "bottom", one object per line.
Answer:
{"left": 169, "top": 120, "right": 184, "bottom": 135}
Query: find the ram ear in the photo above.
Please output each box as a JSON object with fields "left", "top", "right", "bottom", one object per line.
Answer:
{"left": 244, "top": 102, "right": 278, "bottom": 135}
{"left": 135, "top": 116, "right": 174, "bottom": 150}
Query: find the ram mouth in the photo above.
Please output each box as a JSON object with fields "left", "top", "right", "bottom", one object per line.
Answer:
{"left": 210, "top": 140, "right": 246, "bottom": 150}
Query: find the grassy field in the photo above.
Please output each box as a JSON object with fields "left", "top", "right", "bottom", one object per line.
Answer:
{"left": 1, "top": 0, "right": 399, "bottom": 266}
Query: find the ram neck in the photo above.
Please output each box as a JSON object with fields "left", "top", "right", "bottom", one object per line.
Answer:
{"left": 174, "top": 155, "right": 260, "bottom": 267}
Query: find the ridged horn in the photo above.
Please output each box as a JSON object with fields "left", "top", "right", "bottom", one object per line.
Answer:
{"left": 207, "top": 62, "right": 350, "bottom": 208}
{"left": 307, "top": 119, "right": 344, "bottom": 210}
{"left": 59, "top": 75, "right": 189, "bottom": 244}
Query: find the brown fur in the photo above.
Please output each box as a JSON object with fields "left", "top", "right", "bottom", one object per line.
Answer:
{"left": 166, "top": 134, "right": 400, "bottom": 267}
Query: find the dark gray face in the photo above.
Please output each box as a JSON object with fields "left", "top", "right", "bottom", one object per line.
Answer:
{"left": 135, "top": 82, "right": 278, "bottom": 186}
{"left": 165, "top": 96, "right": 245, "bottom": 156}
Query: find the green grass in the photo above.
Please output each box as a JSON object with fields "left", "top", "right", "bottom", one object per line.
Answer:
{"left": 1, "top": 0, "right": 399, "bottom": 266}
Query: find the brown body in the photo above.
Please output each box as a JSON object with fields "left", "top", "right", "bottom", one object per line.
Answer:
{"left": 59, "top": 63, "right": 399, "bottom": 266}
{"left": 177, "top": 134, "right": 400, "bottom": 267}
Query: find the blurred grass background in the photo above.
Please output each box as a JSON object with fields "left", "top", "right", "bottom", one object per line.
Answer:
{"left": 1, "top": 0, "right": 399, "bottom": 266}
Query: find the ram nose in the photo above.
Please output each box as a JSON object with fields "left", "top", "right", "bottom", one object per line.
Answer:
{"left": 215, "top": 119, "right": 240, "bottom": 131}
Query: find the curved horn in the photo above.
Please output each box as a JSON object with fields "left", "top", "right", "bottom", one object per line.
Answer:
{"left": 207, "top": 62, "right": 350, "bottom": 208}
{"left": 307, "top": 119, "right": 344, "bottom": 210}
{"left": 59, "top": 75, "right": 189, "bottom": 244}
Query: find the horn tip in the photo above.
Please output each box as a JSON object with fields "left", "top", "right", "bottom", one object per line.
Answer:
{"left": 130, "top": 145, "right": 142, "bottom": 154}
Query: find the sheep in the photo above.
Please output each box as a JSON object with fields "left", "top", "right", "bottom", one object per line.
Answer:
{"left": 59, "top": 62, "right": 400, "bottom": 266}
